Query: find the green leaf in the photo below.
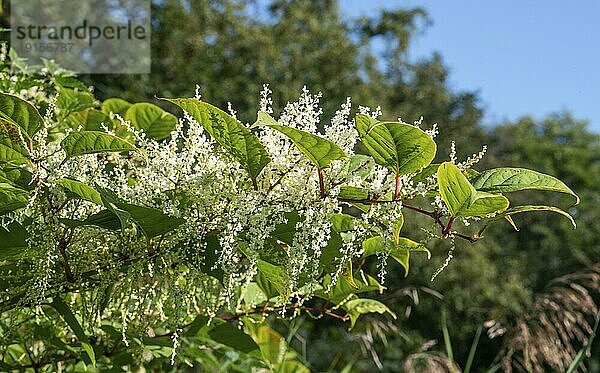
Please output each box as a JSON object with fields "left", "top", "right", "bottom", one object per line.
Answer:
{"left": 258, "top": 112, "right": 346, "bottom": 169}
{"left": 56, "top": 178, "right": 103, "bottom": 205}
{"left": 338, "top": 186, "right": 369, "bottom": 201}
{"left": 119, "top": 203, "right": 185, "bottom": 238}
{"left": 411, "top": 163, "right": 439, "bottom": 184}
{"left": 51, "top": 298, "right": 96, "bottom": 367}
{"left": 483, "top": 205, "right": 577, "bottom": 231}
{"left": 125, "top": 103, "right": 177, "bottom": 140}
{"left": 60, "top": 210, "right": 122, "bottom": 231}
{"left": 471, "top": 167, "right": 580, "bottom": 205}
{"left": 344, "top": 298, "right": 396, "bottom": 329}
{"left": 61, "top": 131, "right": 136, "bottom": 157}
{"left": 96, "top": 186, "right": 185, "bottom": 237}
{"left": 256, "top": 259, "right": 289, "bottom": 297}
{"left": 102, "top": 98, "right": 132, "bottom": 117}
{"left": 459, "top": 192, "right": 510, "bottom": 218}
{"left": 65, "top": 109, "right": 111, "bottom": 131}
{"left": 163, "top": 98, "right": 270, "bottom": 181}
{"left": 362, "top": 236, "right": 429, "bottom": 277}
{"left": 331, "top": 213, "right": 355, "bottom": 232}
{"left": 56, "top": 86, "right": 96, "bottom": 115}
{"left": 0, "top": 93, "right": 44, "bottom": 138}
{"left": 209, "top": 322, "right": 259, "bottom": 354}
{"left": 355, "top": 114, "right": 436, "bottom": 176}
{"left": 316, "top": 273, "right": 385, "bottom": 304}
{"left": 438, "top": 162, "right": 477, "bottom": 217}
{"left": 0, "top": 183, "right": 28, "bottom": 215}
{"left": 0, "top": 132, "right": 30, "bottom": 164}
{"left": 0, "top": 221, "right": 28, "bottom": 259}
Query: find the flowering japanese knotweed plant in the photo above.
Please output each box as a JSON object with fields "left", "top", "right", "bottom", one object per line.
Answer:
{"left": 0, "top": 62, "right": 580, "bottom": 368}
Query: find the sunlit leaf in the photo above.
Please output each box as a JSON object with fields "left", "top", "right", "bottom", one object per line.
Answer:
{"left": 472, "top": 167, "right": 579, "bottom": 205}
{"left": 355, "top": 114, "right": 436, "bottom": 176}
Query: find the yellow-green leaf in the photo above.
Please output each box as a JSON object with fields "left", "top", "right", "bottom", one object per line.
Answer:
{"left": 61, "top": 131, "right": 136, "bottom": 157}
{"left": 257, "top": 111, "right": 346, "bottom": 169}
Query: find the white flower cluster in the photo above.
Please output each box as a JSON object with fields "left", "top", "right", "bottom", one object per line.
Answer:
{"left": 6, "top": 81, "right": 459, "bottom": 341}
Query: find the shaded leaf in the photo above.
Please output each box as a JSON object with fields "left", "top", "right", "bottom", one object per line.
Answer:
{"left": 56, "top": 178, "right": 103, "bottom": 205}
{"left": 0, "top": 183, "right": 28, "bottom": 215}
{"left": 209, "top": 322, "right": 259, "bottom": 354}
{"left": 51, "top": 298, "right": 96, "bottom": 367}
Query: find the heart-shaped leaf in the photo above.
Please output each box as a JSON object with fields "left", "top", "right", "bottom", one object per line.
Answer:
{"left": 355, "top": 114, "right": 436, "bottom": 176}
{"left": 125, "top": 102, "right": 177, "bottom": 140}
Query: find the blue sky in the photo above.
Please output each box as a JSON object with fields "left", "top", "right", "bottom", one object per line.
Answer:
{"left": 341, "top": 0, "right": 600, "bottom": 132}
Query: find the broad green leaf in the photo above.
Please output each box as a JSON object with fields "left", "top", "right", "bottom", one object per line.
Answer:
{"left": 125, "top": 103, "right": 177, "bottom": 140}
{"left": 331, "top": 213, "right": 355, "bottom": 232}
{"left": 102, "top": 98, "right": 132, "bottom": 117}
{"left": 316, "top": 273, "right": 385, "bottom": 304}
{"left": 0, "top": 183, "right": 28, "bottom": 215}
{"left": 209, "top": 322, "right": 259, "bottom": 353}
{"left": 338, "top": 186, "right": 369, "bottom": 201}
{"left": 471, "top": 167, "right": 580, "bottom": 205}
{"left": 256, "top": 259, "right": 289, "bottom": 296}
{"left": 57, "top": 178, "right": 103, "bottom": 205}
{"left": 484, "top": 205, "right": 577, "bottom": 231}
{"left": 61, "top": 131, "right": 136, "bottom": 157}
{"left": 0, "top": 167, "right": 32, "bottom": 190}
{"left": 96, "top": 186, "right": 185, "bottom": 237}
{"left": 51, "top": 298, "right": 96, "bottom": 367}
{"left": 271, "top": 211, "right": 302, "bottom": 245}
{"left": 0, "top": 221, "right": 28, "bottom": 259}
{"left": 0, "top": 93, "right": 44, "bottom": 138}
{"left": 60, "top": 210, "right": 123, "bottom": 231}
{"left": 251, "top": 325, "right": 286, "bottom": 365}
{"left": 458, "top": 192, "right": 510, "bottom": 218}
{"left": 163, "top": 98, "right": 270, "bottom": 180}
{"left": 393, "top": 213, "right": 404, "bottom": 243}
{"left": 438, "top": 162, "right": 477, "bottom": 217}
{"left": 65, "top": 109, "right": 111, "bottom": 131}
{"left": 361, "top": 236, "right": 429, "bottom": 277}
{"left": 344, "top": 154, "right": 374, "bottom": 180}
{"left": 355, "top": 114, "right": 436, "bottom": 176}
{"left": 0, "top": 131, "right": 29, "bottom": 164}
{"left": 258, "top": 112, "right": 346, "bottom": 169}
{"left": 115, "top": 202, "right": 185, "bottom": 238}
{"left": 411, "top": 163, "right": 439, "bottom": 184}
{"left": 344, "top": 298, "right": 396, "bottom": 329}
{"left": 56, "top": 86, "right": 96, "bottom": 115}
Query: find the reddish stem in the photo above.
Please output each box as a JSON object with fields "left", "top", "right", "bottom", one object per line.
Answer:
{"left": 394, "top": 174, "right": 401, "bottom": 200}
{"left": 317, "top": 168, "right": 325, "bottom": 198}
